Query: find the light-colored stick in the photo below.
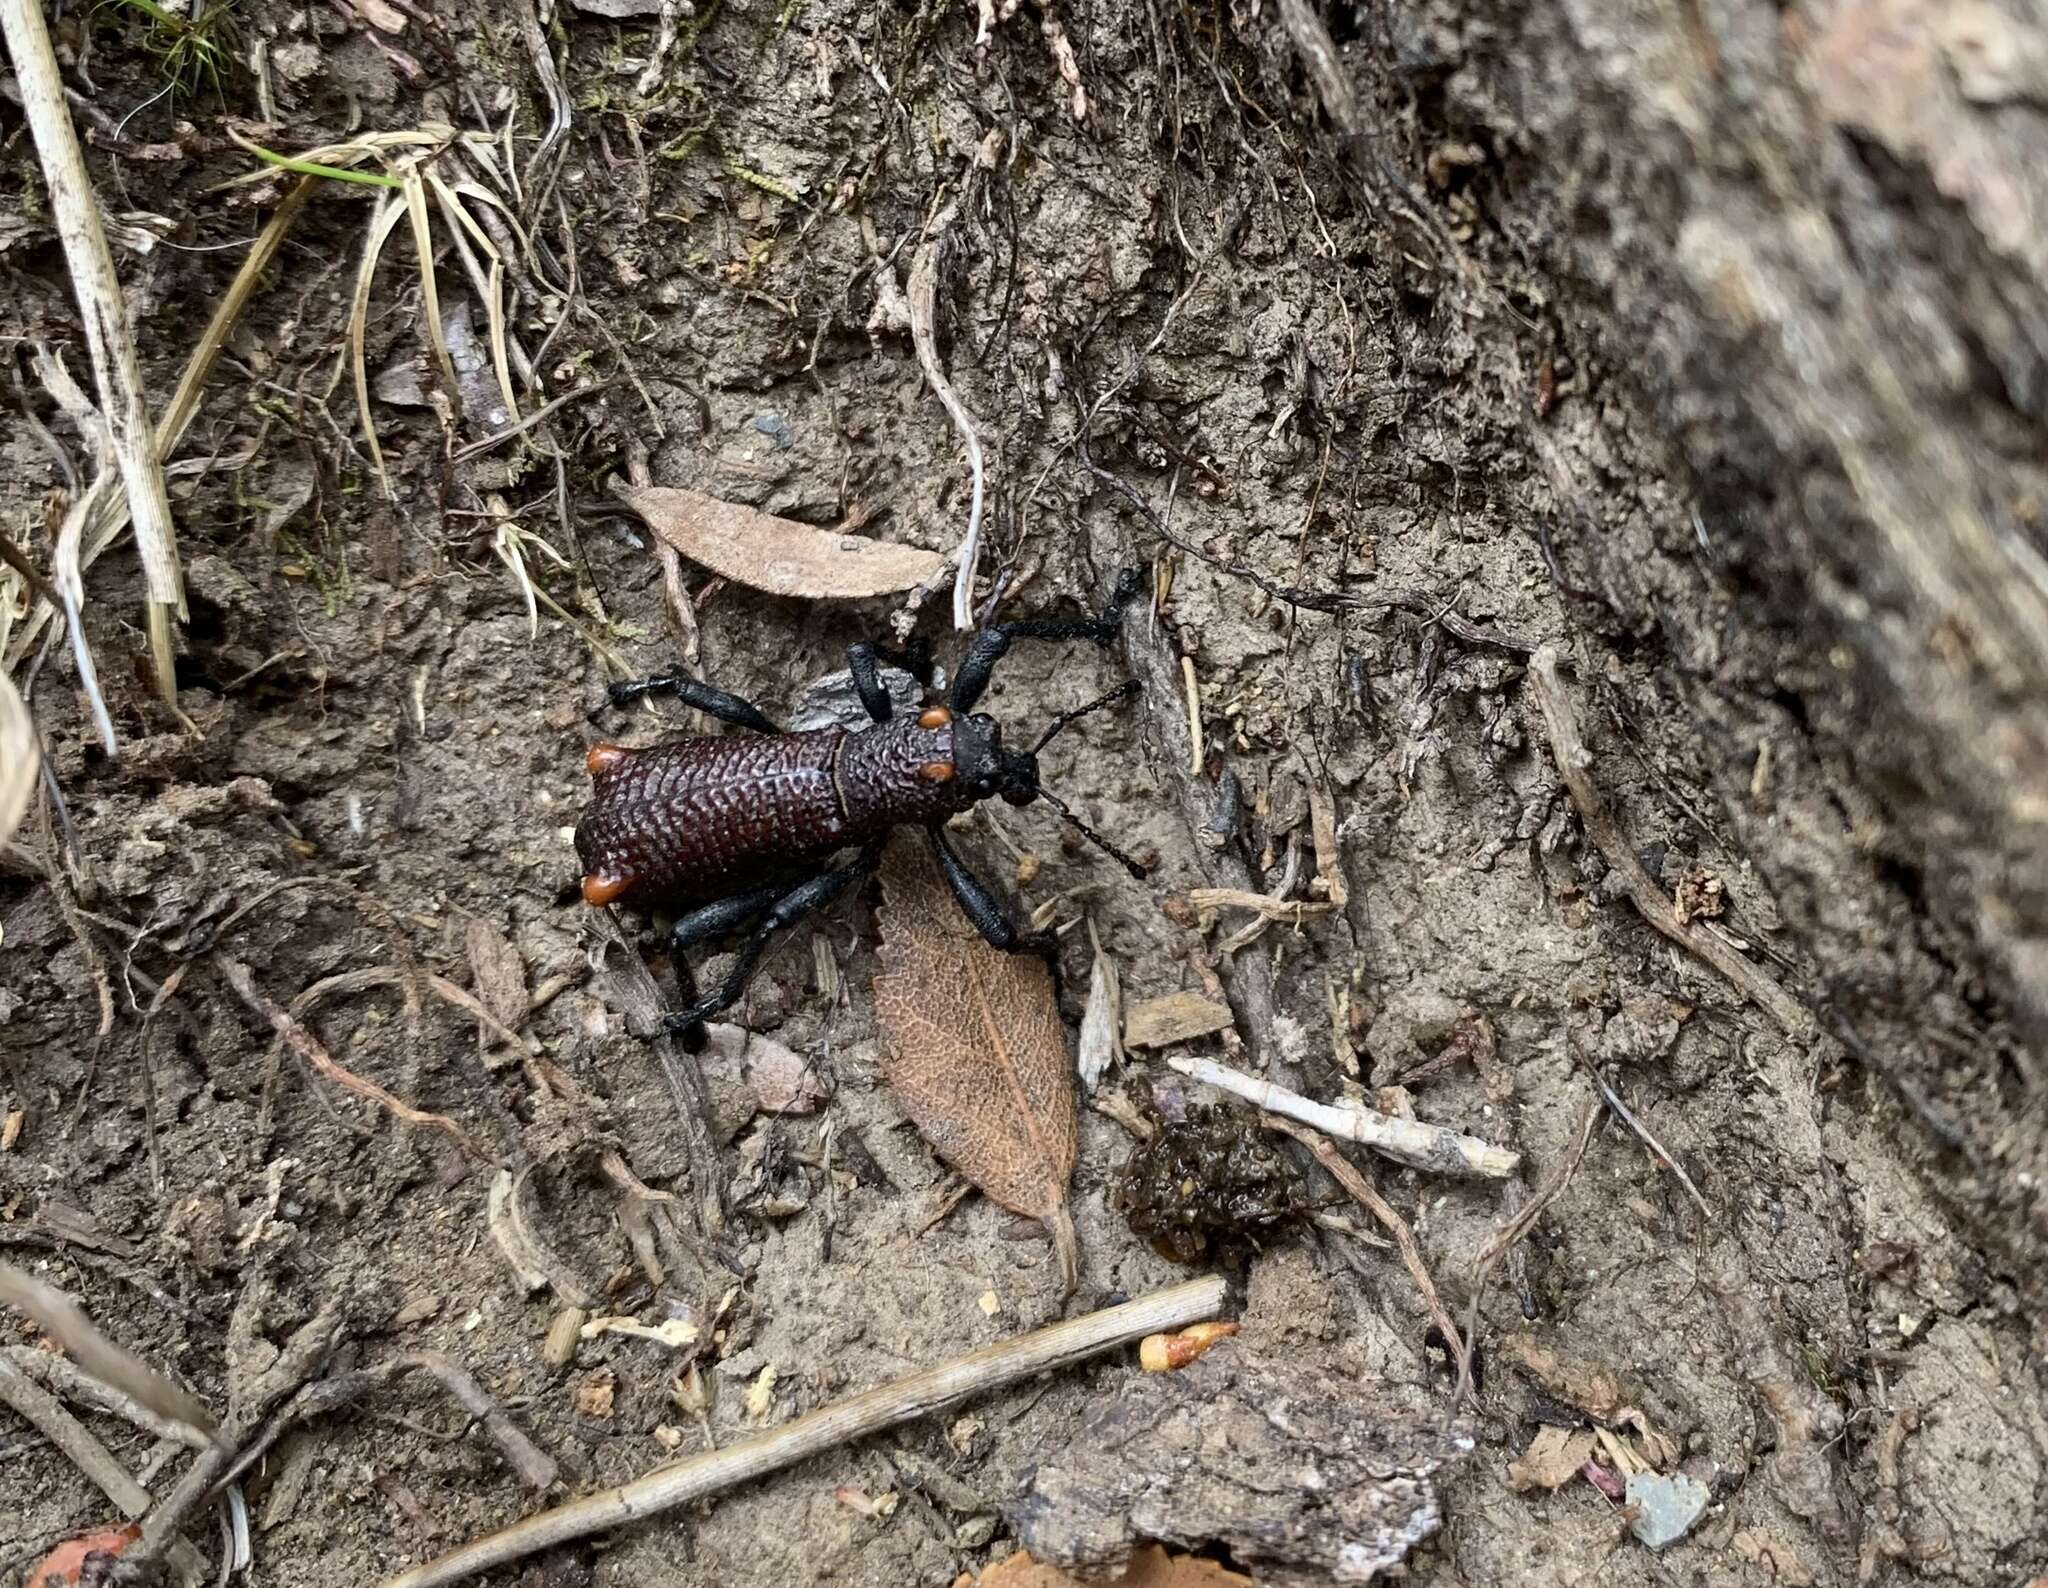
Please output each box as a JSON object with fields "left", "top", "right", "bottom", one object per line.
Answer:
{"left": 907, "top": 204, "right": 986, "bottom": 631}
{"left": 2, "top": 178, "right": 316, "bottom": 676}
{"left": 378, "top": 1275, "right": 1229, "bottom": 1588}
{"left": 0, "top": 0, "right": 184, "bottom": 704}
{"left": 1168, "top": 1054, "right": 1519, "bottom": 1178}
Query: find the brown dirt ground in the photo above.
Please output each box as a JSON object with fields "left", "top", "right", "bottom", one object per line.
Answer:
{"left": 2, "top": 3, "right": 2043, "bottom": 1587}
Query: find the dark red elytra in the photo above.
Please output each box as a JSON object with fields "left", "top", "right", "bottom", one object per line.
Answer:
{"left": 575, "top": 716, "right": 972, "bottom": 913}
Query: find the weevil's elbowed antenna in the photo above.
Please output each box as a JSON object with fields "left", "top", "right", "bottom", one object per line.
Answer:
{"left": 1036, "top": 784, "right": 1148, "bottom": 879}
{"left": 1022, "top": 678, "right": 1147, "bottom": 878}
{"left": 1030, "top": 678, "right": 1142, "bottom": 755}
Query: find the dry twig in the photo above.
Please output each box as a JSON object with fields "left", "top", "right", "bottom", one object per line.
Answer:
{"left": 1171, "top": 1055, "right": 1518, "bottom": 1178}
{"left": 1454, "top": 1095, "right": 1600, "bottom": 1407}
{"left": 217, "top": 956, "right": 488, "bottom": 1164}
{"left": 1265, "top": 1118, "right": 1472, "bottom": 1387}
{"left": 0, "top": 1263, "right": 216, "bottom": 1439}
{"left": 377, "top": 1276, "right": 1229, "bottom": 1588}
{"left": 1528, "top": 646, "right": 1808, "bottom": 1034}
{"left": 907, "top": 197, "right": 986, "bottom": 630}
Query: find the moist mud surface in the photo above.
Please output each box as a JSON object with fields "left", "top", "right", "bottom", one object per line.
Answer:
{"left": 2, "top": 3, "right": 2042, "bottom": 1586}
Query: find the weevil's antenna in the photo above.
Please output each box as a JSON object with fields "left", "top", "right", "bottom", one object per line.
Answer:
{"left": 1037, "top": 785, "right": 1147, "bottom": 879}
{"left": 1031, "top": 679, "right": 1142, "bottom": 755}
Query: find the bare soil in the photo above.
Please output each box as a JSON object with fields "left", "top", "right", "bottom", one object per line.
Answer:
{"left": 2, "top": 2, "right": 2043, "bottom": 1587}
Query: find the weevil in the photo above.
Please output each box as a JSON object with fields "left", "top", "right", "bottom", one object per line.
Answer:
{"left": 576, "top": 567, "right": 1147, "bottom": 1043}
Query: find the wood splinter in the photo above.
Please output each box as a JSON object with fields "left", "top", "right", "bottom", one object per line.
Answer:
{"left": 1528, "top": 646, "right": 1809, "bottom": 1036}
{"left": 377, "top": 1276, "right": 1229, "bottom": 1588}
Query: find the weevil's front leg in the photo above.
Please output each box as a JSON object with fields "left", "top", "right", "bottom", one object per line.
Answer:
{"left": 662, "top": 842, "right": 885, "bottom": 1034}
{"left": 592, "top": 671, "right": 781, "bottom": 734}
{"left": 948, "top": 566, "right": 1144, "bottom": 713}
{"left": 847, "top": 636, "right": 936, "bottom": 724}
{"left": 924, "top": 827, "right": 1065, "bottom": 1001}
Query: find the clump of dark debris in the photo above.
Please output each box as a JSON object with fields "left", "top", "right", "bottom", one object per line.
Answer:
{"left": 1116, "top": 1104, "right": 1313, "bottom": 1267}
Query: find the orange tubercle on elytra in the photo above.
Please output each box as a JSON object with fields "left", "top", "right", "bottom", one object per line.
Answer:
{"left": 586, "top": 743, "right": 632, "bottom": 777}
{"left": 918, "top": 760, "right": 955, "bottom": 782}
{"left": 582, "top": 872, "right": 632, "bottom": 906}
{"left": 917, "top": 705, "right": 953, "bottom": 729}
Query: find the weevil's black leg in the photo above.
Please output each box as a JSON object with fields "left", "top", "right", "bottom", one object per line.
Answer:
{"left": 847, "top": 637, "right": 935, "bottom": 724}
{"left": 661, "top": 884, "right": 793, "bottom": 1051}
{"left": 662, "top": 843, "right": 884, "bottom": 1033}
{"left": 949, "top": 566, "right": 1145, "bottom": 713}
{"left": 669, "top": 884, "right": 789, "bottom": 951}
{"left": 592, "top": 671, "right": 782, "bottom": 734}
{"left": 925, "top": 827, "right": 1065, "bottom": 1000}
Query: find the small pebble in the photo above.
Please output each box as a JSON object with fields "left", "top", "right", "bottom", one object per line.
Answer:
{"left": 1626, "top": 1471, "right": 1710, "bottom": 1551}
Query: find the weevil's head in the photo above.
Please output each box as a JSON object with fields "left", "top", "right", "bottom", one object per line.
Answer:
{"left": 951, "top": 712, "right": 1040, "bottom": 807}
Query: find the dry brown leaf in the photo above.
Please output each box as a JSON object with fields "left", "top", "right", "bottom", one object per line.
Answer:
{"left": 969, "top": 1546, "right": 1252, "bottom": 1588}
{"left": 872, "top": 833, "right": 1079, "bottom": 1291}
{"left": 1499, "top": 1332, "right": 1630, "bottom": 1422}
{"left": 618, "top": 483, "right": 946, "bottom": 599}
{"left": 1506, "top": 1424, "right": 1597, "bottom": 1492}
{"left": 0, "top": 671, "right": 36, "bottom": 852}
{"left": 1123, "top": 991, "right": 1235, "bottom": 1050}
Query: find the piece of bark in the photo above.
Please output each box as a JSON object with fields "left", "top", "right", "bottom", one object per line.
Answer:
{"left": 1006, "top": 1348, "right": 1469, "bottom": 1587}
{"left": 1123, "top": 992, "right": 1235, "bottom": 1051}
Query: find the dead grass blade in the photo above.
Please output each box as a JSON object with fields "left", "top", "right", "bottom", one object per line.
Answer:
{"left": 0, "top": 1262, "right": 218, "bottom": 1440}
{"left": 0, "top": 657, "right": 40, "bottom": 850}
{"left": 871, "top": 833, "right": 1080, "bottom": 1292}
{"left": 618, "top": 483, "right": 947, "bottom": 600}
{"left": 0, "top": 0, "right": 184, "bottom": 706}
{"left": 351, "top": 194, "right": 411, "bottom": 500}
{"left": 398, "top": 160, "right": 458, "bottom": 396}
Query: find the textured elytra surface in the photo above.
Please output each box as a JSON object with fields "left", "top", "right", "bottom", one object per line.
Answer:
{"left": 871, "top": 833, "right": 1076, "bottom": 1235}
{"left": 575, "top": 727, "right": 849, "bottom": 906}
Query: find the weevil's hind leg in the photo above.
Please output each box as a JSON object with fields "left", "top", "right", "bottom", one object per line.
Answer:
{"left": 592, "top": 671, "right": 782, "bottom": 733}
{"left": 662, "top": 843, "right": 885, "bottom": 1034}
{"left": 847, "top": 637, "right": 936, "bottom": 724}
{"left": 668, "top": 884, "right": 788, "bottom": 952}
{"left": 663, "top": 885, "right": 799, "bottom": 1051}
{"left": 948, "top": 566, "right": 1145, "bottom": 713}
{"left": 925, "top": 827, "right": 1064, "bottom": 1000}
{"left": 668, "top": 952, "right": 710, "bottom": 1055}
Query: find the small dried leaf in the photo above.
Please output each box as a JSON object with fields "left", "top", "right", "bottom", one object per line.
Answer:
{"left": 1076, "top": 932, "right": 1122, "bottom": 1094}
{"left": 1507, "top": 1425, "right": 1597, "bottom": 1492}
{"left": 619, "top": 483, "right": 946, "bottom": 599}
{"left": 1123, "top": 992, "right": 1234, "bottom": 1051}
{"left": 872, "top": 834, "right": 1078, "bottom": 1290}
{"left": 1499, "top": 1332, "right": 1630, "bottom": 1422}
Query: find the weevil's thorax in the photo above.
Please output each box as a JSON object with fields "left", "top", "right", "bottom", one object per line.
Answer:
{"left": 837, "top": 705, "right": 984, "bottom": 833}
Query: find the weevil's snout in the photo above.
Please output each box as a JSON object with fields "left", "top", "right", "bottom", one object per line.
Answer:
{"left": 995, "top": 748, "right": 1039, "bottom": 806}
